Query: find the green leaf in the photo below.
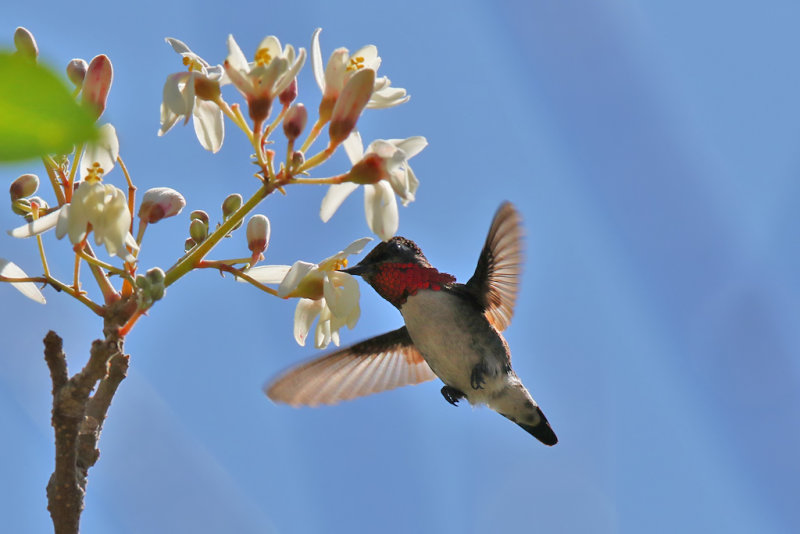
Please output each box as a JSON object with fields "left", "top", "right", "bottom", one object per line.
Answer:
{"left": 0, "top": 52, "right": 98, "bottom": 162}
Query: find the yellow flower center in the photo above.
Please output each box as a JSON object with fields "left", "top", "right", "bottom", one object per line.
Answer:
{"left": 84, "top": 162, "right": 105, "bottom": 182}
{"left": 254, "top": 48, "right": 273, "bottom": 66}
{"left": 346, "top": 56, "right": 365, "bottom": 72}
{"left": 182, "top": 56, "right": 204, "bottom": 73}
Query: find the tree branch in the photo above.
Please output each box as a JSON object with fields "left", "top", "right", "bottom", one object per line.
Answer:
{"left": 44, "top": 298, "right": 135, "bottom": 534}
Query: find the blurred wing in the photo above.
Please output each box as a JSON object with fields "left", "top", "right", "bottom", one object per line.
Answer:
{"left": 266, "top": 327, "right": 437, "bottom": 407}
{"left": 466, "top": 202, "right": 523, "bottom": 331}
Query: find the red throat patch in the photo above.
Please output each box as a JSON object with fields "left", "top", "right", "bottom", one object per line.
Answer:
{"left": 371, "top": 263, "right": 456, "bottom": 307}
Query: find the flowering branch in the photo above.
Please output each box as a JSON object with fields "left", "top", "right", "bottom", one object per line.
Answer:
{"left": 1, "top": 25, "right": 428, "bottom": 533}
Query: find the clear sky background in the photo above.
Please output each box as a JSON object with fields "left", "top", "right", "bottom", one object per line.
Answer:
{"left": 2, "top": 1, "right": 799, "bottom": 532}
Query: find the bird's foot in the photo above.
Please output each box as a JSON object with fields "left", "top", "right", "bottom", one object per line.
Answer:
{"left": 470, "top": 362, "right": 488, "bottom": 390}
{"left": 440, "top": 385, "right": 465, "bottom": 406}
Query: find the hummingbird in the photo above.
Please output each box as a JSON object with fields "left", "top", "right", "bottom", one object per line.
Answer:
{"left": 266, "top": 202, "right": 558, "bottom": 445}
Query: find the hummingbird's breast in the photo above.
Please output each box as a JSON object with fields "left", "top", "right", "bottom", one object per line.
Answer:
{"left": 400, "top": 288, "right": 510, "bottom": 403}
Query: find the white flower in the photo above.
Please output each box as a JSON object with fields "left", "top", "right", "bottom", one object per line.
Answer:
{"left": 311, "top": 28, "right": 409, "bottom": 119}
{"left": 245, "top": 237, "right": 372, "bottom": 348}
{"left": 320, "top": 131, "right": 427, "bottom": 241}
{"left": 223, "top": 34, "right": 306, "bottom": 123}
{"left": 55, "top": 180, "right": 137, "bottom": 263}
{"left": 160, "top": 37, "right": 225, "bottom": 153}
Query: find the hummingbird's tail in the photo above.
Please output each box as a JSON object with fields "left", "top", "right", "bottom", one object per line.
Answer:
{"left": 501, "top": 408, "right": 558, "bottom": 446}
{"left": 491, "top": 378, "right": 558, "bottom": 446}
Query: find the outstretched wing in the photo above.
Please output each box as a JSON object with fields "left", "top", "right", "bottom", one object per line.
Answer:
{"left": 266, "top": 327, "right": 438, "bottom": 407}
{"left": 465, "top": 202, "right": 523, "bottom": 331}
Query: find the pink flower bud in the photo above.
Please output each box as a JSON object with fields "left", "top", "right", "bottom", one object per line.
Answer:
{"left": 328, "top": 68, "right": 375, "bottom": 146}
{"left": 67, "top": 58, "right": 88, "bottom": 87}
{"left": 138, "top": 187, "right": 186, "bottom": 224}
{"left": 279, "top": 78, "right": 298, "bottom": 107}
{"left": 246, "top": 214, "right": 270, "bottom": 254}
{"left": 9, "top": 173, "right": 39, "bottom": 201}
{"left": 14, "top": 27, "right": 38, "bottom": 60}
{"left": 82, "top": 55, "right": 113, "bottom": 120}
{"left": 283, "top": 103, "right": 307, "bottom": 142}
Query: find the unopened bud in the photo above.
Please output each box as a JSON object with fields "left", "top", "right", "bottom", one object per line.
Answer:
{"left": 10, "top": 173, "right": 39, "bottom": 201}
{"left": 329, "top": 68, "right": 375, "bottom": 146}
{"left": 145, "top": 267, "right": 166, "bottom": 301}
{"left": 283, "top": 103, "right": 307, "bottom": 142}
{"left": 136, "top": 267, "right": 166, "bottom": 310}
{"left": 291, "top": 150, "right": 305, "bottom": 168}
{"left": 11, "top": 198, "right": 31, "bottom": 216}
{"left": 185, "top": 237, "right": 197, "bottom": 252}
{"left": 345, "top": 153, "right": 388, "bottom": 185}
{"left": 139, "top": 187, "right": 186, "bottom": 224}
{"left": 279, "top": 78, "right": 298, "bottom": 107}
{"left": 246, "top": 214, "right": 271, "bottom": 254}
{"left": 222, "top": 193, "right": 242, "bottom": 219}
{"left": 82, "top": 55, "right": 113, "bottom": 120}
{"left": 189, "top": 218, "right": 208, "bottom": 243}
{"left": 14, "top": 27, "right": 38, "bottom": 61}
{"left": 190, "top": 209, "right": 209, "bottom": 225}
{"left": 66, "top": 58, "right": 88, "bottom": 87}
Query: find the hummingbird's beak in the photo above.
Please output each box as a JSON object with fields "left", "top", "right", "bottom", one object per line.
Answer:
{"left": 339, "top": 263, "right": 367, "bottom": 276}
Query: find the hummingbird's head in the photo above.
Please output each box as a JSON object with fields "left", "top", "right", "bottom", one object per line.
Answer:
{"left": 340, "top": 237, "right": 430, "bottom": 282}
{"left": 340, "top": 237, "right": 454, "bottom": 308}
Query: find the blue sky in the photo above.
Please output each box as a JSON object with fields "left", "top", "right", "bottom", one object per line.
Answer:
{"left": 2, "top": 1, "right": 799, "bottom": 532}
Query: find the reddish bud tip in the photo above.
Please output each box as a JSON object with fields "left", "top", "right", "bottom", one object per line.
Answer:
{"left": 283, "top": 103, "right": 308, "bottom": 142}
{"left": 279, "top": 78, "right": 298, "bottom": 107}
{"left": 246, "top": 214, "right": 271, "bottom": 254}
{"left": 138, "top": 187, "right": 186, "bottom": 224}
{"left": 82, "top": 54, "right": 114, "bottom": 120}
{"left": 9, "top": 173, "right": 39, "bottom": 201}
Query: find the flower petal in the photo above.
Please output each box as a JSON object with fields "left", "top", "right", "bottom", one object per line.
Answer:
{"left": 323, "top": 271, "right": 359, "bottom": 317}
{"left": 320, "top": 182, "right": 359, "bottom": 223}
{"left": 340, "top": 236, "right": 373, "bottom": 257}
{"left": 80, "top": 123, "right": 120, "bottom": 180}
{"left": 278, "top": 261, "right": 316, "bottom": 297}
{"left": 342, "top": 129, "right": 364, "bottom": 164}
{"left": 244, "top": 264, "right": 291, "bottom": 284}
{"left": 192, "top": 99, "right": 224, "bottom": 153}
{"left": 391, "top": 136, "right": 428, "bottom": 159}
{"left": 364, "top": 182, "right": 398, "bottom": 241}
{"left": 311, "top": 28, "right": 325, "bottom": 92}
{"left": 294, "top": 298, "right": 323, "bottom": 347}
{"left": 225, "top": 35, "right": 250, "bottom": 72}
{"left": 8, "top": 207, "right": 62, "bottom": 238}
{"left": 0, "top": 258, "right": 45, "bottom": 304}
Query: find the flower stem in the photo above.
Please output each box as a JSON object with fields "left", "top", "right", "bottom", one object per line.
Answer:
{"left": 164, "top": 183, "right": 274, "bottom": 288}
{"left": 288, "top": 174, "right": 346, "bottom": 186}
{"left": 299, "top": 117, "right": 326, "bottom": 154}
{"left": 297, "top": 146, "right": 336, "bottom": 174}
{"left": 196, "top": 261, "right": 280, "bottom": 297}
{"left": 41, "top": 156, "right": 67, "bottom": 206}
